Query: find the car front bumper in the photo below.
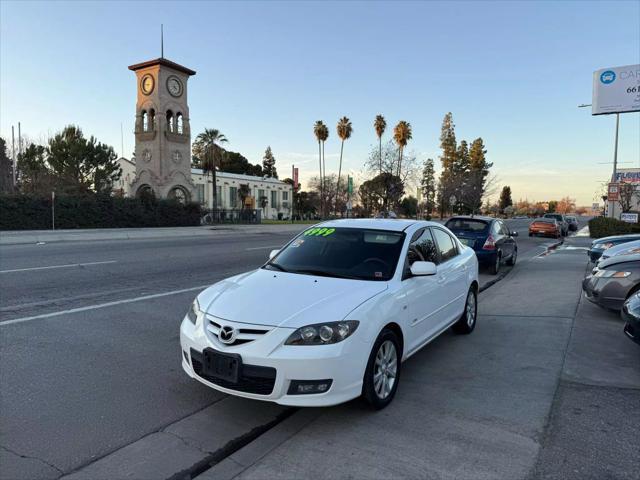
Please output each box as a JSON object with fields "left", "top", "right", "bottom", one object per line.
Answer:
{"left": 179, "top": 315, "right": 368, "bottom": 407}
{"left": 582, "top": 275, "right": 633, "bottom": 311}
{"left": 621, "top": 307, "right": 640, "bottom": 346}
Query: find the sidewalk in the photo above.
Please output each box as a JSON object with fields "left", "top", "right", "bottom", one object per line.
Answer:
{"left": 196, "top": 237, "right": 639, "bottom": 480}
{"left": 0, "top": 224, "right": 308, "bottom": 245}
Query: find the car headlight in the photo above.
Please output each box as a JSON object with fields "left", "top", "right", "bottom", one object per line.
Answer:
{"left": 186, "top": 299, "right": 201, "bottom": 325}
{"left": 594, "top": 270, "right": 631, "bottom": 278}
{"left": 285, "top": 321, "right": 359, "bottom": 345}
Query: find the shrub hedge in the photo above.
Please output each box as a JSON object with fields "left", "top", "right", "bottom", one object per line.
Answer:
{"left": 0, "top": 194, "right": 202, "bottom": 230}
{"left": 588, "top": 216, "right": 640, "bottom": 239}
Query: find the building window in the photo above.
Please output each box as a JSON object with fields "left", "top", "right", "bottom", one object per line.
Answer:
{"left": 149, "top": 109, "right": 155, "bottom": 130}
{"left": 229, "top": 187, "right": 238, "bottom": 208}
{"left": 283, "top": 191, "right": 289, "bottom": 201}
{"left": 196, "top": 184, "right": 205, "bottom": 205}
{"left": 216, "top": 186, "right": 222, "bottom": 207}
{"left": 176, "top": 113, "right": 183, "bottom": 134}
{"left": 271, "top": 190, "right": 278, "bottom": 209}
{"left": 166, "top": 110, "right": 174, "bottom": 133}
{"left": 142, "top": 111, "right": 148, "bottom": 131}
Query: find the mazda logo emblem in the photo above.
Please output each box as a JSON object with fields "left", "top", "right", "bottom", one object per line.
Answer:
{"left": 219, "top": 325, "right": 237, "bottom": 344}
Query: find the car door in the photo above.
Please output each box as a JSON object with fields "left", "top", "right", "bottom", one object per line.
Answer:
{"left": 402, "top": 228, "right": 448, "bottom": 354}
{"left": 498, "top": 220, "right": 515, "bottom": 259}
{"left": 431, "top": 227, "right": 468, "bottom": 325}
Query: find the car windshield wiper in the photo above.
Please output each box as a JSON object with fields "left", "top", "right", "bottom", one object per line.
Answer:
{"left": 291, "top": 269, "right": 359, "bottom": 280}
{"left": 264, "top": 262, "right": 289, "bottom": 273}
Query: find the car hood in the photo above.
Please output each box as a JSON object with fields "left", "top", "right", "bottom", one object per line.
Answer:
{"left": 597, "top": 254, "right": 640, "bottom": 269}
{"left": 592, "top": 234, "right": 640, "bottom": 246}
{"left": 197, "top": 268, "right": 388, "bottom": 328}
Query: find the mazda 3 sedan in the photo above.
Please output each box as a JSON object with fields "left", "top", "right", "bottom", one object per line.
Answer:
{"left": 583, "top": 254, "right": 640, "bottom": 311}
{"left": 180, "top": 219, "right": 479, "bottom": 409}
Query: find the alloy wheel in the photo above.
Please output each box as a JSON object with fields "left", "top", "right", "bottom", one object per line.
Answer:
{"left": 373, "top": 340, "right": 397, "bottom": 399}
{"left": 466, "top": 292, "right": 476, "bottom": 327}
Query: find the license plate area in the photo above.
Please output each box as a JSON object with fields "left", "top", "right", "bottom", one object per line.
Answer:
{"left": 203, "top": 349, "right": 241, "bottom": 383}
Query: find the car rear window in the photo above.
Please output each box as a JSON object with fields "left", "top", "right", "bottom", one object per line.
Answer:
{"left": 533, "top": 218, "right": 555, "bottom": 224}
{"left": 444, "top": 219, "right": 489, "bottom": 233}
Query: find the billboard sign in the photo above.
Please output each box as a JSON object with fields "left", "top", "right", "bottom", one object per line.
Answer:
{"left": 613, "top": 169, "right": 640, "bottom": 184}
{"left": 621, "top": 212, "right": 639, "bottom": 223}
{"left": 592, "top": 64, "right": 640, "bottom": 115}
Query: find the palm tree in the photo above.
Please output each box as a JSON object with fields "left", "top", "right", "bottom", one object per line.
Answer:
{"left": 313, "top": 121, "right": 324, "bottom": 214}
{"left": 393, "top": 121, "right": 412, "bottom": 178}
{"left": 374, "top": 115, "right": 386, "bottom": 174}
{"left": 193, "top": 128, "right": 228, "bottom": 209}
{"left": 335, "top": 116, "right": 353, "bottom": 215}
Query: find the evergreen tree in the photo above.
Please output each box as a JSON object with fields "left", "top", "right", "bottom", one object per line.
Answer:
{"left": 0, "top": 138, "right": 14, "bottom": 194}
{"left": 46, "top": 125, "right": 121, "bottom": 194}
{"left": 437, "top": 112, "right": 457, "bottom": 217}
{"left": 499, "top": 186, "right": 513, "bottom": 213}
{"left": 262, "top": 146, "right": 278, "bottom": 178}
{"left": 453, "top": 140, "right": 470, "bottom": 213}
{"left": 465, "top": 137, "right": 492, "bottom": 214}
{"left": 420, "top": 158, "right": 437, "bottom": 216}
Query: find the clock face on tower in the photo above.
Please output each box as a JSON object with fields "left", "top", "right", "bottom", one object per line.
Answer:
{"left": 166, "top": 76, "right": 183, "bottom": 97}
{"left": 140, "top": 74, "right": 154, "bottom": 95}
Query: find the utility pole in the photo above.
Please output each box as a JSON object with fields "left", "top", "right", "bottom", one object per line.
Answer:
{"left": 121, "top": 122, "right": 124, "bottom": 158}
{"left": 613, "top": 113, "right": 620, "bottom": 183}
{"left": 11, "top": 126, "right": 16, "bottom": 189}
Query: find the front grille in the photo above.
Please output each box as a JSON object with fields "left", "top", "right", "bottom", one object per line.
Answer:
{"left": 206, "top": 318, "right": 271, "bottom": 346}
{"left": 190, "top": 349, "right": 276, "bottom": 395}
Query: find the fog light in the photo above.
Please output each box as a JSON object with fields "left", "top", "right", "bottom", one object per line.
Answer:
{"left": 287, "top": 379, "right": 333, "bottom": 395}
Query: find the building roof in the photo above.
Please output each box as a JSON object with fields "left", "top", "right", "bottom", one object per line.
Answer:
{"left": 190, "top": 169, "right": 289, "bottom": 185}
{"left": 128, "top": 58, "right": 196, "bottom": 76}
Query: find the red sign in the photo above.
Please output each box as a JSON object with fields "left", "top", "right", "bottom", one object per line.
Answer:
{"left": 608, "top": 183, "right": 619, "bottom": 201}
{"left": 293, "top": 167, "right": 299, "bottom": 190}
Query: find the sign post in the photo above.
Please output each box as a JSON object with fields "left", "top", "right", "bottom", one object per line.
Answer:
{"left": 347, "top": 176, "right": 353, "bottom": 218}
{"left": 51, "top": 191, "right": 56, "bottom": 230}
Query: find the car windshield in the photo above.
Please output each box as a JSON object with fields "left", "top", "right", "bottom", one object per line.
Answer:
{"left": 444, "top": 219, "right": 489, "bottom": 233}
{"left": 544, "top": 214, "right": 562, "bottom": 221}
{"left": 264, "top": 227, "right": 405, "bottom": 281}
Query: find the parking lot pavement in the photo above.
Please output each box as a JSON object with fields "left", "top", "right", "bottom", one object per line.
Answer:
{"left": 0, "top": 220, "right": 591, "bottom": 480}
{"left": 195, "top": 236, "right": 638, "bottom": 480}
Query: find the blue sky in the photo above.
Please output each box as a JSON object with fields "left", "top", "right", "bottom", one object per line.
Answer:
{"left": 1, "top": 0, "right": 639, "bottom": 205}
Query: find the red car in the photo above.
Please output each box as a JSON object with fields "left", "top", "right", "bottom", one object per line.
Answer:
{"left": 529, "top": 218, "right": 561, "bottom": 238}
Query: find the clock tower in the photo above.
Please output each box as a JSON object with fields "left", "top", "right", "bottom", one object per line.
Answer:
{"left": 128, "top": 57, "right": 196, "bottom": 201}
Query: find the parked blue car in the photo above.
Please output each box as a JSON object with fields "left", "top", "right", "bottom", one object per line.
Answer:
{"left": 445, "top": 216, "right": 518, "bottom": 275}
{"left": 588, "top": 234, "right": 640, "bottom": 263}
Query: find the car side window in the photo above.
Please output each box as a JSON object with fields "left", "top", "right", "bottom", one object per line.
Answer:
{"left": 407, "top": 228, "right": 439, "bottom": 265}
{"left": 492, "top": 222, "right": 501, "bottom": 236}
{"left": 432, "top": 228, "right": 458, "bottom": 263}
{"left": 499, "top": 221, "right": 509, "bottom": 236}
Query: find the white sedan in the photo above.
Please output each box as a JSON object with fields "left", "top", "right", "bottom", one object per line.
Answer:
{"left": 180, "top": 219, "right": 479, "bottom": 409}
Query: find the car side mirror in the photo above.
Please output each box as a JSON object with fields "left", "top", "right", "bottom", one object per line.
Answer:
{"left": 410, "top": 261, "right": 437, "bottom": 276}
{"left": 511, "top": 231, "right": 519, "bottom": 237}
{"left": 269, "top": 249, "right": 279, "bottom": 259}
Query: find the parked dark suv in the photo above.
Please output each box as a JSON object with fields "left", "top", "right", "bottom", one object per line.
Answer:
{"left": 543, "top": 213, "right": 568, "bottom": 236}
{"left": 445, "top": 216, "right": 518, "bottom": 275}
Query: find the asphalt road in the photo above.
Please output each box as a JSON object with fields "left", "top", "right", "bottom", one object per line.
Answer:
{"left": 0, "top": 218, "right": 586, "bottom": 479}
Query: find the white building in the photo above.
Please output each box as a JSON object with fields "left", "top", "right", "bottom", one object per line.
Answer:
{"left": 116, "top": 157, "right": 293, "bottom": 220}
{"left": 607, "top": 168, "right": 640, "bottom": 219}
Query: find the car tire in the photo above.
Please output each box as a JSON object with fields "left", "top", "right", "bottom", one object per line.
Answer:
{"left": 362, "top": 328, "right": 402, "bottom": 410}
{"left": 452, "top": 287, "right": 477, "bottom": 335}
{"left": 506, "top": 248, "right": 517, "bottom": 266}
{"left": 489, "top": 252, "right": 501, "bottom": 275}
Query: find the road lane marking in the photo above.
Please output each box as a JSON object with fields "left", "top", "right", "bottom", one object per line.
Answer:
{"left": 245, "top": 245, "right": 282, "bottom": 251}
{"left": 0, "top": 284, "right": 210, "bottom": 327}
{"left": 0, "top": 260, "right": 117, "bottom": 274}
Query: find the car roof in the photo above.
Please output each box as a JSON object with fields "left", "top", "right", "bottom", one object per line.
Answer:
{"left": 594, "top": 233, "right": 640, "bottom": 244}
{"left": 318, "top": 218, "right": 421, "bottom": 232}
{"left": 598, "top": 253, "right": 640, "bottom": 269}
{"left": 446, "top": 215, "right": 494, "bottom": 222}
{"left": 604, "top": 239, "right": 640, "bottom": 254}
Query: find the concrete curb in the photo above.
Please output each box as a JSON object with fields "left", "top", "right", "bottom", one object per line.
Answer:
{"left": 59, "top": 398, "right": 293, "bottom": 480}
